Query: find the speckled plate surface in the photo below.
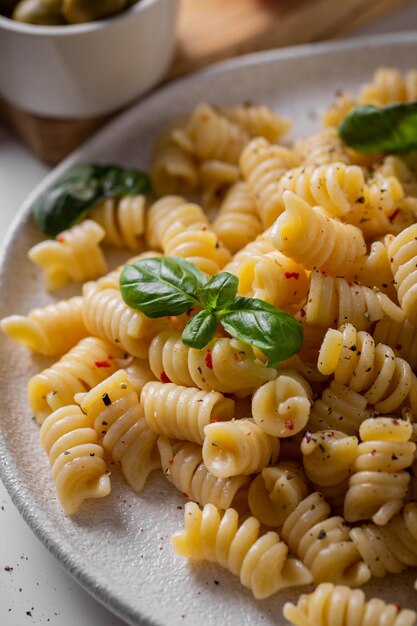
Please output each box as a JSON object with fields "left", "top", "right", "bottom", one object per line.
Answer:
{"left": 2, "top": 32, "right": 417, "bottom": 626}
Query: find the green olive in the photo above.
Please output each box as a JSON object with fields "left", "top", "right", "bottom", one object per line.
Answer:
{"left": 12, "top": 0, "right": 64, "bottom": 24}
{"left": 62, "top": 0, "right": 129, "bottom": 24}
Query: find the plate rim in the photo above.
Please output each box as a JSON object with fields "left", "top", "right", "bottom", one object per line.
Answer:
{"left": 2, "top": 29, "right": 417, "bottom": 626}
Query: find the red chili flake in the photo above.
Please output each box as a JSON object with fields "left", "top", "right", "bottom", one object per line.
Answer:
{"left": 396, "top": 604, "right": 402, "bottom": 612}
{"left": 299, "top": 308, "right": 306, "bottom": 318}
{"left": 285, "top": 272, "right": 300, "bottom": 280}
{"left": 56, "top": 235, "right": 65, "bottom": 243}
{"left": 395, "top": 344, "right": 403, "bottom": 351}
{"left": 107, "top": 355, "right": 114, "bottom": 360}
{"left": 182, "top": 492, "right": 189, "bottom": 498}
{"left": 168, "top": 458, "right": 174, "bottom": 465}
{"left": 94, "top": 361, "right": 111, "bottom": 368}
{"left": 388, "top": 208, "right": 400, "bottom": 223}
{"left": 285, "top": 419, "right": 294, "bottom": 431}
{"left": 205, "top": 350, "right": 213, "bottom": 369}
{"left": 210, "top": 419, "right": 220, "bottom": 424}
{"left": 160, "top": 371, "right": 171, "bottom": 384}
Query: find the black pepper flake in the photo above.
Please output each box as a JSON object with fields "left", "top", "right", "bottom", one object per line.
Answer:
{"left": 26, "top": 611, "right": 32, "bottom": 617}
{"left": 214, "top": 580, "right": 219, "bottom": 585}
{"left": 102, "top": 393, "right": 111, "bottom": 407}
{"left": 63, "top": 451, "right": 71, "bottom": 456}
{"left": 317, "top": 530, "right": 327, "bottom": 540}
{"left": 4, "top": 565, "right": 13, "bottom": 571}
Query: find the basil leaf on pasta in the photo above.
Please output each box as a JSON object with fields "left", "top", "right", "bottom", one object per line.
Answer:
{"left": 221, "top": 297, "right": 303, "bottom": 366}
{"left": 339, "top": 102, "right": 417, "bottom": 153}
{"left": 182, "top": 310, "right": 218, "bottom": 349}
{"left": 120, "top": 257, "right": 204, "bottom": 317}
{"left": 100, "top": 165, "right": 151, "bottom": 197}
{"left": 201, "top": 272, "right": 238, "bottom": 310}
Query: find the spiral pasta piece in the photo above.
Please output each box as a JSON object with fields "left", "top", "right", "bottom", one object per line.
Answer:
{"left": 350, "top": 502, "right": 417, "bottom": 579}
{"left": 176, "top": 103, "right": 251, "bottom": 164}
{"left": 350, "top": 241, "right": 396, "bottom": 299}
{"left": 248, "top": 461, "right": 309, "bottom": 527}
{"left": 252, "top": 371, "right": 312, "bottom": 437}
{"left": 239, "top": 136, "right": 300, "bottom": 227}
{"left": 39, "top": 405, "right": 111, "bottom": 515}
{"left": 0, "top": 296, "right": 88, "bottom": 356}
{"left": 344, "top": 417, "right": 415, "bottom": 526}
{"left": 199, "top": 160, "right": 240, "bottom": 213}
{"left": 308, "top": 380, "right": 372, "bottom": 436}
{"left": 323, "top": 92, "right": 357, "bottom": 128}
{"left": 146, "top": 195, "right": 208, "bottom": 250}
{"left": 89, "top": 195, "right": 146, "bottom": 250}
{"left": 270, "top": 191, "right": 366, "bottom": 275}
{"left": 386, "top": 224, "right": 417, "bottom": 324}
{"left": 283, "top": 582, "right": 417, "bottom": 626}
{"left": 281, "top": 492, "right": 370, "bottom": 586}
{"left": 82, "top": 282, "right": 169, "bottom": 359}
{"left": 28, "top": 220, "right": 107, "bottom": 290}
{"left": 211, "top": 182, "right": 262, "bottom": 252}
{"left": 303, "top": 270, "right": 404, "bottom": 331}
{"left": 224, "top": 237, "right": 309, "bottom": 308}
{"left": 158, "top": 436, "right": 249, "bottom": 513}
{"left": 149, "top": 331, "right": 276, "bottom": 395}
{"left": 28, "top": 337, "right": 125, "bottom": 423}
{"left": 318, "top": 324, "right": 417, "bottom": 414}
{"left": 373, "top": 317, "right": 417, "bottom": 370}
{"left": 141, "top": 381, "right": 234, "bottom": 445}
{"left": 171, "top": 502, "right": 312, "bottom": 599}
{"left": 218, "top": 104, "right": 292, "bottom": 142}
{"left": 298, "top": 128, "right": 351, "bottom": 167}
{"left": 150, "top": 120, "right": 199, "bottom": 196}
{"left": 277, "top": 162, "right": 366, "bottom": 217}
{"left": 202, "top": 418, "right": 280, "bottom": 478}
{"left": 79, "top": 370, "right": 160, "bottom": 492}
{"left": 359, "top": 67, "right": 417, "bottom": 106}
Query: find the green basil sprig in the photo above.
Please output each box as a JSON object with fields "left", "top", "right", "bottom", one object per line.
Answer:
{"left": 33, "top": 163, "right": 151, "bottom": 237}
{"left": 339, "top": 102, "right": 417, "bottom": 153}
{"left": 120, "top": 257, "right": 303, "bottom": 366}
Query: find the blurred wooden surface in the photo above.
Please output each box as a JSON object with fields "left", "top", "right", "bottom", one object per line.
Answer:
{"left": 0, "top": 0, "right": 414, "bottom": 165}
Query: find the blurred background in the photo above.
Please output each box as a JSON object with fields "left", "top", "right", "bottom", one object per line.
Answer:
{"left": 1, "top": 1, "right": 417, "bottom": 625}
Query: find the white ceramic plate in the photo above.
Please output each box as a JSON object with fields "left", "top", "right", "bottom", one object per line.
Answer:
{"left": 2, "top": 32, "right": 417, "bottom": 626}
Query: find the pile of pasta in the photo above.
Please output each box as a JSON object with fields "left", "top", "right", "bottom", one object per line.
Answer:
{"left": 3, "top": 66, "right": 417, "bottom": 625}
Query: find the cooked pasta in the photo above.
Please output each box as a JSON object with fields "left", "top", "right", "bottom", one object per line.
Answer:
{"left": 239, "top": 136, "right": 300, "bottom": 227}
{"left": 359, "top": 67, "right": 417, "bottom": 106}
{"left": 298, "top": 128, "right": 351, "bottom": 167}
{"left": 157, "top": 436, "right": 250, "bottom": 513}
{"left": 39, "top": 405, "right": 111, "bottom": 515}
{"left": 82, "top": 282, "right": 169, "bottom": 359}
{"left": 0, "top": 296, "right": 88, "bottom": 356}
{"left": 171, "top": 502, "right": 312, "bottom": 599}
{"left": 218, "top": 104, "right": 292, "bottom": 142}
{"left": 199, "top": 160, "right": 240, "bottom": 213}
{"left": 283, "top": 582, "right": 417, "bottom": 626}
{"left": 323, "top": 92, "right": 357, "bottom": 128}
{"left": 281, "top": 492, "right": 370, "bottom": 586}
{"left": 350, "top": 240, "right": 396, "bottom": 299}
{"left": 302, "top": 271, "right": 403, "bottom": 331}
{"left": 146, "top": 195, "right": 208, "bottom": 250}
{"left": 89, "top": 195, "right": 146, "bottom": 250}
{"left": 344, "top": 417, "right": 415, "bottom": 526}
{"left": 276, "top": 162, "right": 366, "bottom": 217}
{"left": 149, "top": 331, "right": 276, "bottom": 395}
{"left": 349, "top": 502, "right": 417, "bottom": 578}
{"left": 301, "top": 430, "right": 358, "bottom": 502}
{"left": 318, "top": 323, "right": 417, "bottom": 414}
{"left": 373, "top": 317, "right": 417, "bottom": 370}
{"left": 79, "top": 370, "right": 160, "bottom": 492}
{"left": 270, "top": 191, "right": 366, "bottom": 275}
{"left": 308, "top": 380, "right": 372, "bottom": 436}
{"left": 247, "top": 461, "right": 309, "bottom": 527}
{"left": 28, "top": 219, "right": 107, "bottom": 290}
{"left": 386, "top": 224, "right": 417, "bottom": 325}
{"left": 28, "top": 337, "right": 124, "bottom": 423}
{"left": 251, "top": 371, "right": 312, "bottom": 437}
{"left": 202, "top": 418, "right": 280, "bottom": 478}
{"left": 141, "top": 381, "right": 235, "bottom": 445}
{"left": 211, "top": 182, "right": 262, "bottom": 252}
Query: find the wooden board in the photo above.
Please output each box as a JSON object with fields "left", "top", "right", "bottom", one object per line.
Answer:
{"left": 0, "top": 0, "right": 413, "bottom": 164}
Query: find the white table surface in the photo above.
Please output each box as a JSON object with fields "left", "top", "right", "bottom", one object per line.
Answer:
{"left": 2, "top": 5, "right": 417, "bottom": 625}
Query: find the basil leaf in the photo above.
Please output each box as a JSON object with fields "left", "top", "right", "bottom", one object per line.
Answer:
{"left": 201, "top": 272, "right": 238, "bottom": 310}
{"left": 221, "top": 297, "right": 303, "bottom": 366}
{"left": 120, "top": 257, "right": 205, "bottom": 317}
{"left": 100, "top": 165, "right": 151, "bottom": 197}
{"left": 339, "top": 103, "right": 417, "bottom": 153}
{"left": 32, "top": 162, "right": 151, "bottom": 237}
{"left": 182, "top": 310, "right": 218, "bottom": 349}
{"left": 32, "top": 165, "right": 102, "bottom": 236}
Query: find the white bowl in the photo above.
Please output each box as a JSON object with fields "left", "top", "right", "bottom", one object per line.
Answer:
{"left": 0, "top": 0, "right": 179, "bottom": 118}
